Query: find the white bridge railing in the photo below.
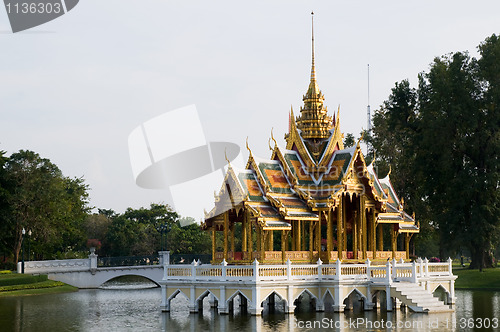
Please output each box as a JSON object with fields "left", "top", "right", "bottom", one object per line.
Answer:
{"left": 18, "top": 258, "right": 91, "bottom": 274}
{"left": 164, "top": 257, "right": 454, "bottom": 284}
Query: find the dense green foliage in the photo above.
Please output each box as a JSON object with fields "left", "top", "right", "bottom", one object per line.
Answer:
{"left": 0, "top": 150, "right": 90, "bottom": 264}
{"left": 369, "top": 34, "right": 500, "bottom": 270}
{"left": 0, "top": 149, "right": 212, "bottom": 266}
{"left": 85, "top": 204, "right": 212, "bottom": 257}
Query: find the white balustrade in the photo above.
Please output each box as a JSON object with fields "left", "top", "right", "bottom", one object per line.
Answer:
{"left": 161, "top": 256, "right": 452, "bottom": 285}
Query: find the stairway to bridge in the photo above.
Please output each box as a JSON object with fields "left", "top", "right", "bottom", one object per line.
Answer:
{"left": 390, "top": 282, "right": 452, "bottom": 313}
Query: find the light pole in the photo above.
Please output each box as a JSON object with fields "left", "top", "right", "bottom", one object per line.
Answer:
{"left": 160, "top": 223, "right": 172, "bottom": 251}
{"left": 21, "top": 228, "right": 25, "bottom": 274}
{"left": 28, "top": 230, "right": 32, "bottom": 261}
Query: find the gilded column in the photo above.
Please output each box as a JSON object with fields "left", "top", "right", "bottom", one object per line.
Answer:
{"left": 342, "top": 195, "right": 347, "bottom": 254}
{"left": 296, "top": 221, "right": 301, "bottom": 251}
{"left": 316, "top": 215, "right": 321, "bottom": 253}
{"left": 405, "top": 233, "right": 411, "bottom": 260}
{"left": 268, "top": 230, "right": 274, "bottom": 251}
{"left": 261, "top": 229, "right": 266, "bottom": 261}
{"left": 281, "top": 231, "right": 286, "bottom": 263}
{"left": 211, "top": 227, "right": 216, "bottom": 262}
{"left": 247, "top": 213, "right": 253, "bottom": 258}
{"left": 257, "top": 224, "right": 261, "bottom": 259}
{"left": 301, "top": 221, "right": 306, "bottom": 251}
{"left": 336, "top": 196, "right": 343, "bottom": 258}
{"left": 223, "top": 211, "right": 229, "bottom": 260}
{"left": 371, "top": 209, "right": 376, "bottom": 255}
{"left": 291, "top": 221, "right": 296, "bottom": 251}
{"left": 327, "top": 209, "right": 333, "bottom": 262}
{"left": 230, "top": 224, "right": 235, "bottom": 256}
{"left": 353, "top": 210, "right": 358, "bottom": 259}
{"left": 309, "top": 220, "right": 314, "bottom": 257}
{"left": 242, "top": 210, "right": 247, "bottom": 253}
{"left": 391, "top": 226, "right": 397, "bottom": 259}
{"left": 362, "top": 196, "right": 367, "bottom": 260}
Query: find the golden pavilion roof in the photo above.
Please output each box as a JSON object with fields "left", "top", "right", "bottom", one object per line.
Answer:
{"left": 203, "top": 14, "right": 418, "bottom": 237}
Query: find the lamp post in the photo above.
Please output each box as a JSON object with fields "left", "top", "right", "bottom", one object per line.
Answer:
{"left": 21, "top": 228, "right": 25, "bottom": 274}
{"left": 160, "top": 223, "right": 172, "bottom": 251}
{"left": 28, "top": 230, "right": 32, "bottom": 261}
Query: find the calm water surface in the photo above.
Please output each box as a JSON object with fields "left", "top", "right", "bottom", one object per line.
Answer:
{"left": 0, "top": 281, "right": 499, "bottom": 331}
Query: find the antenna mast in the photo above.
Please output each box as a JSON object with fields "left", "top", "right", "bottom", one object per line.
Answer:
{"left": 367, "top": 64, "right": 371, "bottom": 132}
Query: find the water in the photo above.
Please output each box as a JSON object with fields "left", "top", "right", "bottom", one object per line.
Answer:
{"left": 0, "top": 280, "right": 499, "bottom": 331}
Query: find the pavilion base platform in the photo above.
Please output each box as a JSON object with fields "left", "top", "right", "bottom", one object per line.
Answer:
{"left": 160, "top": 255, "right": 457, "bottom": 316}
{"left": 212, "top": 250, "right": 409, "bottom": 265}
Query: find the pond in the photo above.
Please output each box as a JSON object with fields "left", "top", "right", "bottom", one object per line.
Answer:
{"left": 0, "top": 277, "right": 499, "bottom": 331}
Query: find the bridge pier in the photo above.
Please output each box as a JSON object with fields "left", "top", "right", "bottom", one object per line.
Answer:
{"left": 160, "top": 285, "right": 169, "bottom": 312}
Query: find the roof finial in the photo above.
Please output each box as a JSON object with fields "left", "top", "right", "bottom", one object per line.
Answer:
{"left": 246, "top": 136, "right": 253, "bottom": 156}
{"left": 271, "top": 127, "right": 277, "bottom": 147}
{"left": 310, "top": 11, "right": 316, "bottom": 82}
{"left": 224, "top": 147, "right": 230, "bottom": 165}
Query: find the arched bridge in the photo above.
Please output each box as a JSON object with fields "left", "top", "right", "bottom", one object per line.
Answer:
{"left": 17, "top": 251, "right": 173, "bottom": 289}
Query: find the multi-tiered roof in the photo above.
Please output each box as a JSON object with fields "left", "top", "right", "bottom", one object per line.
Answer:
{"left": 203, "top": 15, "right": 418, "bottom": 254}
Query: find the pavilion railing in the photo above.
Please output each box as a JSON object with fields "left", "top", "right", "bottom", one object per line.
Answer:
{"left": 163, "top": 257, "right": 454, "bottom": 284}
{"left": 213, "top": 251, "right": 408, "bottom": 263}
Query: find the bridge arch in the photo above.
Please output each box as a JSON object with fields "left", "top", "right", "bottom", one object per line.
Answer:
{"left": 100, "top": 274, "right": 160, "bottom": 288}
{"left": 343, "top": 288, "right": 367, "bottom": 312}
{"left": 167, "top": 289, "right": 190, "bottom": 305}
{"left": 432, "top": 284, "right": 451, "bottom": 305}
{"left": 294, "top": 288, "right": 318, "bottom": 311}
{"left": 225, "top": 290, "right": 251, "bottom": 313}
{"left": 322, "top": 289, "right": 335, "bottom": 310}
{"left": 261, "top": 290, "right": 288, "bottom": 313}
{"left": 196, "top": 289, "right": 220, "bottom": 304}
{"left": 226, "top": 289, "right": 251, "bottom": 306}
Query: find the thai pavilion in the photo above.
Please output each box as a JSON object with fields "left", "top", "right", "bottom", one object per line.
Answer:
{"left": 202, "top": 18, "right": 419, "bottom": 266}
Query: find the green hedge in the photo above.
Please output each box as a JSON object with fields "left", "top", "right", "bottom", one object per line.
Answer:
{"left": 0, "top": 280, "right": 65, "bottom": 292}
{"left": 0, "top": 274, "right": 48, "bottom": 286}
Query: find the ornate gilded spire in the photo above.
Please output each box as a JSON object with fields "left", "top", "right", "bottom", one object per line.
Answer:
{"left": 307, "top": 11, "right": 319, "bottom": 98}
{"left": 296, "top": 12, "right": 333, "bottom": 141}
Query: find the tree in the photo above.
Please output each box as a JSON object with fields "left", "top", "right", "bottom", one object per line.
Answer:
{"left": 343, "top": 133, "right": 355, "bottom": 148}
{"left": 4, "top": 150, "right": 90, "bottom": 262}
{"left": 167, "top": 217, "right": 212, "bottom": 255}
{"left": 0, "top": 150, "right": 13, "bottom": 261}
{"left": 104, "top": 204, "right": 178, "bottom": 256}
{"left": 372, "top": 35, "right": 500, "bottom": 270}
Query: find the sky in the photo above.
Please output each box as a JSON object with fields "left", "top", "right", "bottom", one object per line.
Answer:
{"left": 1, "top": 1, "right": 499, "bottom": 219}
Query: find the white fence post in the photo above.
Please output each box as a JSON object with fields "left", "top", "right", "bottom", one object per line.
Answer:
{"left": 335, "top": 259, "right": 342, "bottom": 281}
{"left": 159, "top": 251, "right": 170, "bottom": 265}
{"left": 89, "top": 250, "right": 97, "bottom": 275}
{"left": 286, "top": 259, "right": 291, "bottom": 281}
{"left": 221, "top": 259, "right": 227, "bottom": 281}
{"left": 424, "top": 258, "right": 429, "bottom": 277}
{"left": 417, "top": 257, "right": 423, "bottom": 278}
{"left": 317, "top": 259, "right": 323, "bottom": 281}
{"left": 192, "top": 260, "right": 198, "bottom": 281}
{"left": 391, "top": 258, "right": 397, "bottom": 280}
{"left": 366, "top": 258, "right": 371, "bottom": 280}
{"left": 411, "top": 260, "right": 417, "bottom": 283}
{"left": 448, "top": 257, "right": 453, "bottom": 276}
{"left": 386, "top": 261, "right": 392, "bottom": 285}
{"left": 253, "top": 259, "right": 260, "bottom": 281}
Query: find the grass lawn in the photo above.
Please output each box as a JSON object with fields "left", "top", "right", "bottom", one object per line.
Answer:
{"left": 0, "top": 271, "right": 78, "bottom": 297}
{"left": 453, "top": 265, "right": 500, "bottom": 290}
